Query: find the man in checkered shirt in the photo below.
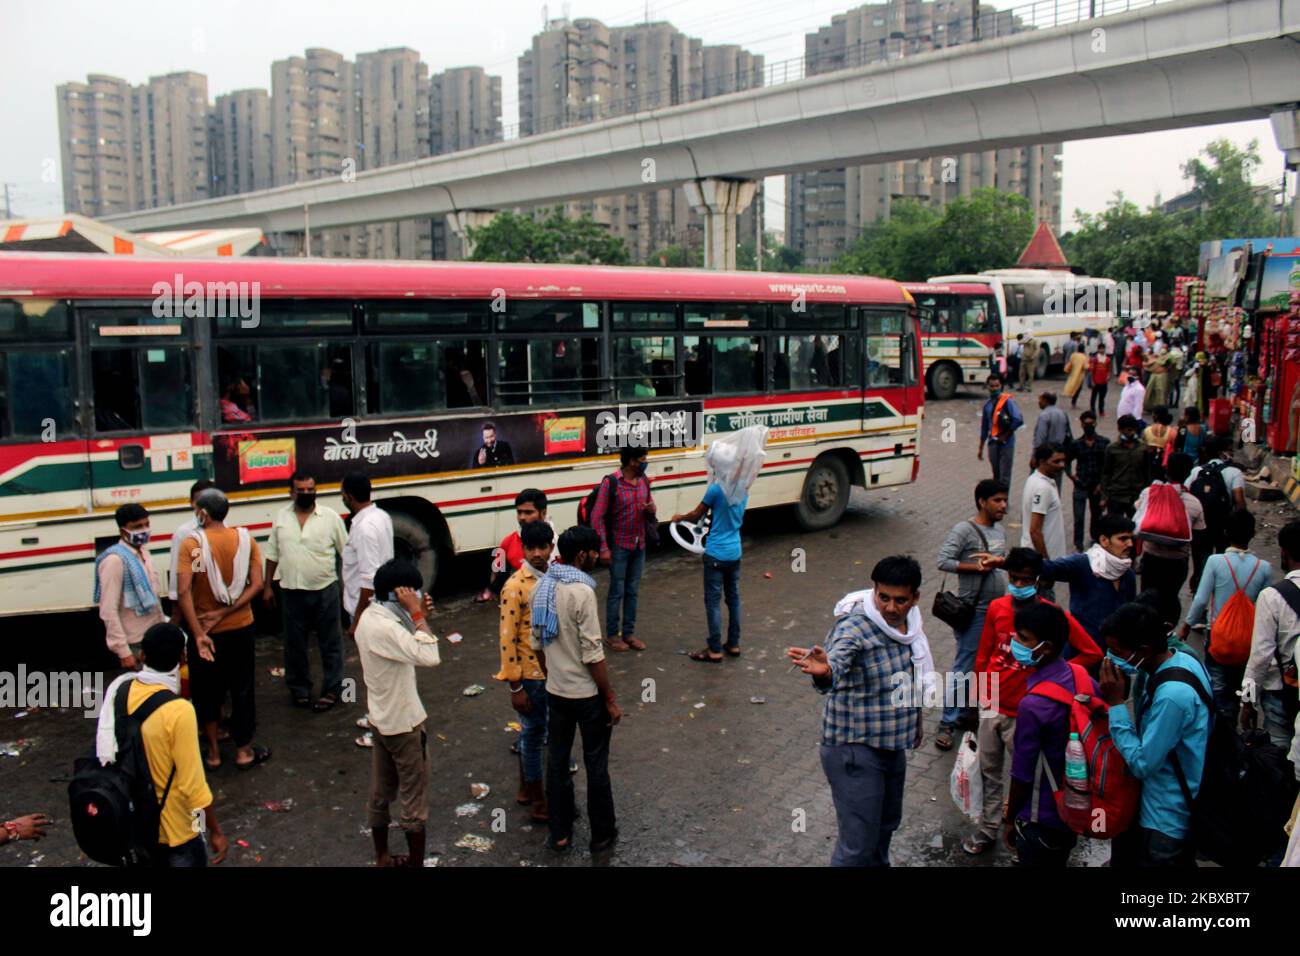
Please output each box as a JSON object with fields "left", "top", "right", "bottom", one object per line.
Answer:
{"left": 788, "top": 555, "right": 926, "bottom": 867}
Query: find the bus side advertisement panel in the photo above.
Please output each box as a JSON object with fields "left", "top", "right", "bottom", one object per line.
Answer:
{"left": 211, "top": 402, "right": 704, "bottom": 491}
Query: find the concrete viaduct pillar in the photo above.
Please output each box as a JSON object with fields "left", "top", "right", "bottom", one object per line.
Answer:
{"left": 1271, "top": 109, "right": 1300, "bottom": 236}
{"left": 683, "top": 178, "right": 758, "bottom": 271}
{"left": 446, "top": 210, "right": 498, "bottom": 259}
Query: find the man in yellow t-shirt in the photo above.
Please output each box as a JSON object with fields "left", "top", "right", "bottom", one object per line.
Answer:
{"left": 132, "top": 622, "right": 228, "bottom": 866}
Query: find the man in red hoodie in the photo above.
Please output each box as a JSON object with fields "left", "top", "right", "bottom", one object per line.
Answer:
{"left": 962, "top": 546, "right": 1101, "bottom": 856}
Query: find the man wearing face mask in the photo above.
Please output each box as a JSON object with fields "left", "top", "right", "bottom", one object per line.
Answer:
{"left": 1039, "top": 514, "right": 1138, "bottom": 643}
{"left": 966, "top": 548, "right": 1100, "bottom": 856}
{"left": 262, "top": 470, "right": 349, "bottom": 712}
{"left": 95, "top": 504, "right": 166, "bottom": 672}
{"left": 1099, "top": 415, "right": 1147, "bottom": 518}
{"left": 977, "top": 373, "right": 1023, "bottom": 488}
{"left": 1098, "top": 601, "right": 1212, "bottom": 867}
{"left": 590, "top": 445, "right": 657, "bottom": 652}
{"left": 1001, "top": 602, "right": 1102, "bottom": 866}
{"left": 787, "top": 556, "right": 929, "bottom": 866}
{"left": 1064, "top": 410, "right": 1109, "bottom": 553}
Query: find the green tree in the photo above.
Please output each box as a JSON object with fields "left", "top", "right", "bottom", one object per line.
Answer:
{"left": 929, "top": 189, "right": 1035, "bottom": 276}
{"left": 1061, "top": 194, "right": 1198, "bottom": 292}
{"left": 737, "top": 233, "right": 806, "bottom": 272}
{"left": 832, "top": 198, "right": 940, "bottom": 279}
{"left": 468, "top": 205, "right": 629, "bottom": 265}
{"left": 1180, "top": 139, "right": 1277, "bottom": 240}
{"left": 648, "top": 244, "right": 703, "bottom": 268}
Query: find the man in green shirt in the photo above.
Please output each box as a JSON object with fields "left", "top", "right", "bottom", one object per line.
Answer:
{"left": 263, "top": 469, "right": 349, "bottom": 712}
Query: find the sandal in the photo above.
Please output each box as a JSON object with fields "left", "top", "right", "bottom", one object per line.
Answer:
{"left": 356, "top": 732, "right": 374, "bottom": 748}
{"left": 204, "top": 755, "right": 222, "bottom": 771}
{"left": 604, "top": 638, "right": 631, "bottom": 652}
{"left": 623, "top": 636, "right": 646, "bottom": 651}
{"left": 235, "top": 744, "right": 272, "bottom": 770}
{"left": 962, "top": 832, "right": 996, "bottom": 856}
{"left": 313, "top": 692, "right": 340, "bottom": 713}
{"left": 934, "top": 724, "right": 956, "bottom": 751}
{"left": 689, "top": 649, "right": 723, "bottom": 663}
{"left": 724, "top": 647, "right": 742, "bottom": 657}
{"left": 547, "top": 834, "right": 572, "bottom": 854}
{"left": 291, "top": 696, "right": 312, "bottom": 709}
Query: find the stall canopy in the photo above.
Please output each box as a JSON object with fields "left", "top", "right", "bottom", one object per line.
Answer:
{"left": 0, "top": 214, "right": 262, "bottom": 257}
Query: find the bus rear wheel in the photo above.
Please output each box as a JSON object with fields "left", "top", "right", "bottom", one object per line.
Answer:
{"left": 795, "top": 455, "right": 850, "bottom": 532}
{"left": 927, "top": 362, "right": 960, "bottom": 401}
{"left": 387, "top": 509, "right": 440, "bottom": 594}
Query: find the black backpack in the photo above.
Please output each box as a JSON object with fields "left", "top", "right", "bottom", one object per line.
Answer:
{"left": 68, "top": 681, "right": 178, "bottom": 867}
{"left": 1188, "top": 460, "right": 1232, "bottom": 528}
{"left": 1152, "top": 667, "right": 1299, "bottom": 867}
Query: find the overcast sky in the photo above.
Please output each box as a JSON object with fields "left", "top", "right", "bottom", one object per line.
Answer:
{"left": 0, "top": 0, "right": 1286, "bottom": 232}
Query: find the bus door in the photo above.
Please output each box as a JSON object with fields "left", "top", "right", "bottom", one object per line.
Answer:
{"left": 957, "top": 293, "right": 1001, "bottom": 383}
{"left": 0, "top": 298, "right": 90, "bottom": 525}
{"left": 860, "top": 308, "right": 920, "bottom": 487}
{"left": 78, "top": 304, "right": 203, "bottom": 562}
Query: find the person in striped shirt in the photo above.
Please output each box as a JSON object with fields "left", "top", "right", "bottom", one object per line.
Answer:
{"left": 590, "top": 445, "right": 657, "bottom": 652}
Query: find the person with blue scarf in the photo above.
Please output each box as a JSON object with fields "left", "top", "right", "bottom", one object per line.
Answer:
{"left": 529, "top": 526, "right": 621, "bottom": 855}
{"left": 95, "top": 503, "right": 164, "bottom": 671}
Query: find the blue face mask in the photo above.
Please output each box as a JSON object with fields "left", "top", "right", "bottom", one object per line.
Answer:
{"left": 1008, "top": 583, "right": 1037, "bottom": 602}
{"left": 1010, "top": 640, "right": 1043, "bottom": 666}
{"left": 1106, "top": 650, "right": 1142, "bottom": 676}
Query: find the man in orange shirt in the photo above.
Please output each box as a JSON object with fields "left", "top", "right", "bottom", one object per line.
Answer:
{"left": 177, "top": 488, "right": 270, "bottom": 772}
{"left": 962, "top": 547, "right": 1101, "bottom": 857}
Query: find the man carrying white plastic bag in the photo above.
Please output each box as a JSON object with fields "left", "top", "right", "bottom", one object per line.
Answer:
{"left": 671, "top": 425, "right": 768, "bottom": 663}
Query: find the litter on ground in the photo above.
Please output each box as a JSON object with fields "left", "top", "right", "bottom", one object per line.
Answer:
{"left": 462, "top": 684, "right": 486, "bottom": 697}
{"left": 456, "top": 834, "right": 494, "bottom": 853}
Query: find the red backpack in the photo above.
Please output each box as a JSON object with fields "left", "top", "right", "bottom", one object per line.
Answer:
{"left": 1026, "top": 662, "right": 1141, "bottom": 839}
{"left": 1207, "top": 557, "right": 1261, "bottom": 666}
{"left": 1135, "top": 482, "right": 1192, "bottom": 546}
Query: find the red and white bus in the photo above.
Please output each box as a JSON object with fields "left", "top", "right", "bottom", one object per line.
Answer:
{"left": 900, "top": 281, "right": 1003, "bottom": 400}
{"left": 0, "top": 254, "right": 924, "bottom": 616}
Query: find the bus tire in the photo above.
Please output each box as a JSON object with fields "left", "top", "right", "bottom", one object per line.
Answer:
{"left": 795, "top": 455, "right": 851, "bottom": 532}
{"left": 386, "top": 509, "right": 440, "bottom": 593}
{"left": 927, "top": 362, "right": 960, "bottom": 401}
{"left": 1036, "top": 345, "right": 1050, "bottom": 378}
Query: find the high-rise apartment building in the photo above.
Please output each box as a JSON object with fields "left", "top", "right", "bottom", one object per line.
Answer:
{"left": 519, "top": 18, "right": 765, "bottom": 263}
{"left": 269, "top": 48, "right": 360, "bottom": 256}
{"left": 56, "top": 74, "right": 139, "bottom": 217}
{"left": 209, "top": 89, "right": 272, "bottom": 197}
{"left": 131, "top": 72, "right": 211, "bottom": 210}
{"left": 355, "top": 48, "right": 432, "bottom": 259}
{"left": 786, "top": 0, "right": 1063, "bottom": 270}
{"left": 429, "top": 66, "right": 503, "bottom": 257}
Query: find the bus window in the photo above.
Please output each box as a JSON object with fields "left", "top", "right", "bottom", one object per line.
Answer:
{"left": 0, "top": 300, "right": 73, "bottom": 341}
{"left": 684, "top": 303, "right": 767, "bottom": 330}
{"left": 364, "top": 302, "right": 489, "bottom": 333}
{"left": 91, "top": 347, "right": 194, "bottom": 432}
{"left": 0, "top": 350, "right": 77, "bottom": 439}
{"left": 915, "top": 295, "right": 956, "bottom": 334}
{"left": 614, "top": 336, "right": 677, "bottom": 400}
{"left": 774, "top": 334, "right": 858, "bottom": 390}
{"left": 961, "top": 297, "right": 997, "bottom": 334}
{"left": 366, "top": 340, "right": 487, "bottom": 414}
{"left": 499, "top": 300, "right": 600, "bottom": 333}
{"left": 773, "top": 304, "right": 847, "bottom": 328}
{"left": 1003, "top": 283, "right": 1044, "bottom": 317}
{"left": 612, "top": 304, "right": 676, "bottom": 330}
{"left": 683, "top": 336, "right": 765, "bottom": 395}
{"left": 217, "top": 343, "right": 354, "bottom": 424}
{"left": 497, "top": 337, "right": 601, "bottom": 407}
{"left": 863, "top": 312, "right": 910, "bottom": 387}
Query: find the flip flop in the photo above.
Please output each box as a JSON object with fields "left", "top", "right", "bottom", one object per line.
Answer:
{"left": 604, "top": 638, "right": 631, "bottom": 652}
{"left": 724, "top": 647, "right": 742, "bottom": 657}
{"left": 689, "top": 649, "right": 723, "bottom": 663}
{"left": 356, "top": 732, "right": 374, "bottom": 748}
{"left": 313, "top": 692, "right": 340, "bottom": 713}
{"left": 204, "top": 756, "right": 222, "bottom": 771}
{"left": 623, "top": 636, "right": 647, "bottom": 651}
{"left": 235, "top": 745, "right": 272, "bottom": 770}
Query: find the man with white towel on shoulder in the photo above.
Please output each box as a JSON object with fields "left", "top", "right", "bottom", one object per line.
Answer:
{"left": 787, "top": 555, "right": 930, "bottom": 867}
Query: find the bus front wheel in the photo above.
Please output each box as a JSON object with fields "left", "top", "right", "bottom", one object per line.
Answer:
{"left": 927, "top": 362, "right": 960, "bottom": 401}
{"left": 387, "top": 509, "right": 440, "bottom": 594}
{"left": 795, "top": 455, "right": 851, "bottom": 531}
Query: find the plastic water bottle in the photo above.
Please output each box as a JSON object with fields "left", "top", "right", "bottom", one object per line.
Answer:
{"left": 1062, "top": 732, "right": 1090, "bottom": 829}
